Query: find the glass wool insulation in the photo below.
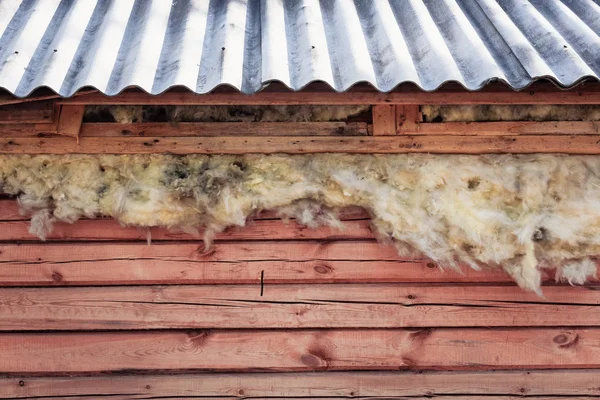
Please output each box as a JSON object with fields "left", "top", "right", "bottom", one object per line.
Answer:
{"left": 1, "top": 153, "right": 599, "bottom": 294}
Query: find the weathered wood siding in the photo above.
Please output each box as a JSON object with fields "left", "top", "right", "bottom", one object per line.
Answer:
{"left": 0, "top": 196, "right": 599, "bottom": 399}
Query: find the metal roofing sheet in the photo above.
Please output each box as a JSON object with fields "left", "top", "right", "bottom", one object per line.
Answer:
{"left": 0, "top": 0, "right": 599, "bottom": 97}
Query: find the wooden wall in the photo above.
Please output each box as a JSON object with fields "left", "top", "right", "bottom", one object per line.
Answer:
{"left": 0, "top": 197, "right": 599, "bottom": 399}
{"left": 1, "top": 84, "right": 600, "bottom": 398}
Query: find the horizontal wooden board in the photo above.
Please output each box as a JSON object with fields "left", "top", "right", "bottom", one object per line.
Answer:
{"left": 3, "top": 134, "right": 600, "bottom": 154}
{"left": 0, "top": 218, "right": 373, "bottom": 242}
{"left": 411, "top": 121, "right": 600, "bottom": 135}
{"left": 79, "top": 122, "right": 369, "bottom": 137}
{"left": 1, "top": 372, "right": 599, "bottom": 399}
{"left": 3, "top": 370, "right": 600, "bottom": 399}
{"left": 0, "top": 241, "right": 555, "bottom": 286}
{"left": 0, "top": 100, "right": 54, "bottom": 124}
{"left": 1, "top": 328, "right": 598, "bottom": 374}
{"left": 0, "top": 284, "right": 598, "bottom": 330}
{"left": 57, "top": 82, "right": 600, "bottom": 105}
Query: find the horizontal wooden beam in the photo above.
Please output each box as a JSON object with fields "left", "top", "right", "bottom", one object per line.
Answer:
{"left": 0, "top": 284, "right": 598, "bottom": 330}
{"left": 409, "top": 121, "right": 600, "bottom": 135}
{"left": 0, "top": 218, "right": 372, "bottom": 242}
{"left": 1, "top": 370, "right": 598, "bottom": 398}
{"left": 0, "top": 100, "right": 54, "bottom": 124}
{"left": 79, "top": 121, "right": 369, "bottom": 137}
{"left": 1, "top": 241, "right": 578, "bottom": 286}
{"left": 3, "top": 134, "right": 600, "bottom": 153}
{"left": 57, "top": 82, "right": 600, "bottom": 105}
{"left": 1, "top": 328, "right": 598, "bottom": 374}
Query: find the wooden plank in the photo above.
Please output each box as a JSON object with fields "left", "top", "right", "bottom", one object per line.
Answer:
{"left": 56, "top": 105, "right": 85, "bottom": 138}
{"left": 0, "top": 218, "right": 372, "bottom": 242}
{"left": 0, "top": 241, "right": 552, "bottom": 286}
{"left": 0, "top": 123, "right": 58, "bottom": 137}
{"left": 409, "top": 121, "right": 600, "bottom": 135}
{"left": 396, "top": 104, "right": 421, "bottom": 132}
{"left": 372, "top": 105, "right": 396, "bottom": 135}
{"left": 80, "top": 122, "right": 368, "bottom": 137}
{"left": 3, "top": 134, "right": 600, "bottom": 154}
{"left": 0, "top": 200, "right": 24, "bottom": 220}
{"left": 0, "top": 101, "right": 54, "bottom": 124}
{"left": 1, "top": 328, "right": 599, "bottom": 374}
{"left": 0, "top": 89, "right": 97, "bottom": 107}
{"left": 57, "top": 82, "right": 600, "bottom": 105}
{"left": 3, "top": 370, "right": 600, "bottom": 399}
{"left": 1, "top": 284, "right": 598, "bottom": 330}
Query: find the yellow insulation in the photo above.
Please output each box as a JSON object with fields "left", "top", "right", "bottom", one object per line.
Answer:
{"left": 1, "top": 153, "right": 599, "bottom": 293}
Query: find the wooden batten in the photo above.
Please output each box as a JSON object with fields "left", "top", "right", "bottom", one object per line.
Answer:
{"left": 56, "top": 105, "right": 85, "bottom": 139}
{"left": 1, "top": 370, "right": 598, "bottom": 398}
{"left": 2, "top": 134, "right": 600, "bottom": 154}
{"left": 396, "top": 104, "right": 421, "bottom": 133}
{"left": 0, "top": 100, "right": 55, "bottom": 124}
{"left": 372, "top": 105, "right": 396, "bottom": 135}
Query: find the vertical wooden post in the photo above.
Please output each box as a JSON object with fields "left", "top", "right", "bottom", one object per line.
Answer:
{"left": 372, "top": 105, "right": 397, "bottom": 135}
{"left": 57, "top": 105, "right": 85, "bottom": 139}
{"left": 396, "top": 105, "right": 421, "bottom": 133}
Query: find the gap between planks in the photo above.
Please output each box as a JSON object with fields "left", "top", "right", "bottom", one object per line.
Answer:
{"left": 4, "top": 135, "right": 600, "bottom": 153}
{"left": 0, "top": 284, "right": 598, "bottom": 330}
{"left": 2, "top": 370, "right": 600, "bottom": 399}
{"left": 0, "top": 328, "right": 598, "bottom": 374}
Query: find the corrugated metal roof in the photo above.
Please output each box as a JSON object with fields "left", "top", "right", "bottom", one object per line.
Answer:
{"left": 0, "top": 0, "right": 599, "bottom": 97}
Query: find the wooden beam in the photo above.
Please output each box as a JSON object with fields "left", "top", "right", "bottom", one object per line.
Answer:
{"left": 1, "top": 328, "right": 598, "bottom": 374}
{"left": 406, "top": 121, "right": 600, "bottom": 135}
{"left": 79, "top": 122, "right": 369, "bottom": 137}
{"left": 0, "top": 100, "right": 54, "bottom": 124}
{"left": 0, "top": 123, "right": 57, "bottom": 137}
{"left": 0, "top": 241, "right": 590, "bottom": 286}
{"left": 0, "top": 218, "right": 372, "bottom": 242}
{"left": 3, "top": 134, "right": 600, "bottom": 154}
{"left": 56, "top": 82, "right": 600, "bottom": 105}
{"left": 56, "top": 105, "right": 85, "bottom": 138}
{"left": 396, "top": 104, "right": 421, "bottom": 132}
{"left": 372, "top": 105, "right": 396, "bottom": 135}
{"left": 1, "top": 370, "right": 599, "bottom": 399}
{"left": 0, "top": 284, "right": 598, "bottom": 330}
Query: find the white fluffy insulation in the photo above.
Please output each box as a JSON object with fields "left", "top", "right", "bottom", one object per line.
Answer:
{"left": 421, "top": 105, "right": 600, "bottom": 122}
{"left": 1, "top": 153, "right": 599, "bottom": 294}
{"left": 84, "top": 105, "right": 371, "bottom": 123}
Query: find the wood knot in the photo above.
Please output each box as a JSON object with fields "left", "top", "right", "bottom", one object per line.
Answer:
{"left": 238, "top": 389, "right": 245, "bottom": 395}
{"left": 553, "top": 332, "right": 579, "bottom": 348}
{"left": 314, "top": 264, "right": 332, "bottom": 275}
{"left": 195, "top": 244, "right": 216, "bottom": 257}
{"left": 51, "top": 271, "right": 63, "bottom": 282}
{"left": 426, "top": 262, "right": 437, "bottom": 269}
{"left": 18, "top": 380, "right": 24, "bottom": 387}
{"left": 300, "top": 353, "right": 327, "bottom": 369}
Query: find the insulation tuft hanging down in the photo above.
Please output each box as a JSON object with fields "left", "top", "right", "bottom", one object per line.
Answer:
{"left": 1, "top": 153, "right": 598, "bottom": 293}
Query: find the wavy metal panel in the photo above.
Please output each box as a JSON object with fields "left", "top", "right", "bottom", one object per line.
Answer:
{"left": 0, "top": 0, "right": 598, "bottom": 97}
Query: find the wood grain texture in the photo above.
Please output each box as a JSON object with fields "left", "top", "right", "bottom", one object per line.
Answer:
{"left": 0, "top": 100, "right": 54, "bottom": 124}
{"left": 0, "top": 240, "right": 550, "bottom": 286}
{"left": 0, "top": 218, "right": 372, "bottom": 242}
{"left": 410, "top": 121, "right": 600, "bottom": 135}
{"left": 396, "top": 105, "right": 421, "bottom": 132}
{"left": 3, "top": 370, "right": 600, "bottom": 399}
{"left": 372, "top": 105, "right": 396, "bottom": 135}
{"left": 56, "top": 105, "right": 85, "bottom": 138}
{"left": 80, "top": 122, "right": 368, "bottom": 137}
{"left": 0, "top": 284, "right": 598, "bottom": 330}
{"left": 3, "top": 135, "right": 600, "bottom": 154}
{"left": 0, "top": 328, "right": 597, "bottom": 374}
